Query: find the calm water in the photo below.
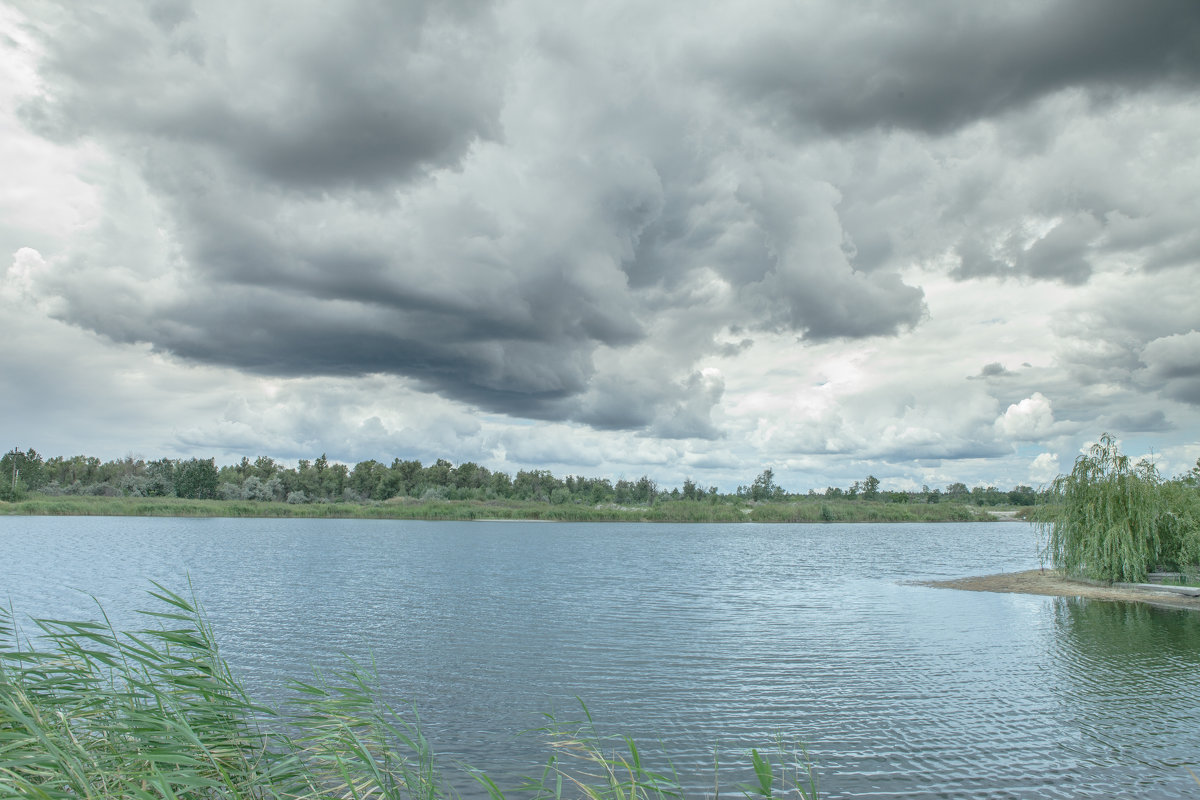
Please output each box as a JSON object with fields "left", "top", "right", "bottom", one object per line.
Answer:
{"left": 2, "top": 516, "right": 1199, "bottom": 798}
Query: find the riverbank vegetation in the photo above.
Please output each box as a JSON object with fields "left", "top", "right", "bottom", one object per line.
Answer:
{"left": 0, "top": 587, "right": 818, "bottom": 799}
{"left": 1039, "top": 434, "right": 1200, "bottom": 583}
{"left": 0, "top": 493, "right": 993, "bottom": 523}
{"left": 1, "top": 446, "right": 1032, "bottom": 522}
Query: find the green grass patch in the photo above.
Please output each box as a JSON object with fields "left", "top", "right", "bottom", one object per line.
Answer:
{"left": 0, "top": 494, "right": 996, "bottom": 524}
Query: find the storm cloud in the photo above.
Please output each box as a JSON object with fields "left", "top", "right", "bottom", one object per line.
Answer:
{"left": 3, "top": 0, "right": 1200, "bottom": 487}
{"left": 13, "top": 0, "right": 958, "bottom": 434}
{"left": 705, "top": 0, "right": 1200, "bottom": 136}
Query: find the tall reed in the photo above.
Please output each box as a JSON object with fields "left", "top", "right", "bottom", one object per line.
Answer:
{"left": 1, "top": 587, "right": 818, "bottom": 799}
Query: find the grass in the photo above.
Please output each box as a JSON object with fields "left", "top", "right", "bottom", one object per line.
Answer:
{"left": 0, "top": 586, "right": 818, "bottom": 799}
{"left": 0, "top": 495, "right": 995, "bottom": 524}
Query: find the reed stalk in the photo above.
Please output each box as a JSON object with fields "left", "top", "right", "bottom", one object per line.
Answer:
{"left": 1, "top": 588, "right": 817, "bottom": 799}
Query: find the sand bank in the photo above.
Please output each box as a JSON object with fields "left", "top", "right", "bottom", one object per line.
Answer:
{"left": 921, "top": 569, "right": 1200, "bottom": 611}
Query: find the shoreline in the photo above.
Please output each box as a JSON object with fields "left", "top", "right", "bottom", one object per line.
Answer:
{"left": 921, "top": 569, "right": 1200, "bottom": 611}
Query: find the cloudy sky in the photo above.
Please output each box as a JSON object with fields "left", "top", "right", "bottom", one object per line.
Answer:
{"left": 3, "top": 0, "right": 1199, "bottom": 492}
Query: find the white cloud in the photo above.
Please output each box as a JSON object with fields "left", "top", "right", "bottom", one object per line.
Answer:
{"left": 4, "top": 247, "right": 46, "bottom": 293}
{"left": 1029, "top": 452, "right": 1061, "bottom": 484}
{"left": 996, "top": 393, "right": 1056, "bottom": 441}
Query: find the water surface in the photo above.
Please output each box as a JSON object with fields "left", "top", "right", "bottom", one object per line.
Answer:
{"left": 2, "top": 516, "right": 1198, "bottom": 798}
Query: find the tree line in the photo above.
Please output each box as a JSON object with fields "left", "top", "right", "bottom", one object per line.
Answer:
{"left": 1, "top": 446, "right": 1049, "bottom": 507}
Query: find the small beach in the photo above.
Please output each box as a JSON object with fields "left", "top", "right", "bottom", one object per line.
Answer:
{"left": 922, "top": 569, "right": 1200, "bottom": 611}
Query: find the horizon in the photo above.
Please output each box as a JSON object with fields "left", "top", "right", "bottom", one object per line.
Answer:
{"left": 8, "top": 437, "right": 1193, "bottom": 497}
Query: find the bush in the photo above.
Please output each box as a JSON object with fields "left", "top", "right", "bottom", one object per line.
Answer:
{"left": 420, "top": 486, "right": 446, "bottom": 501}
{"left": 118, "top": 474, "right": 148, "bottom": 496}
{"left": 218, "top": 481, "right": 242, "bottom": 501}
{"left": 0, "top": 481, "right": 27, "bottom": 502}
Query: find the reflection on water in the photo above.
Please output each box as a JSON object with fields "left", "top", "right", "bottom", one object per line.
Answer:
{"left": 1046, "top": 597, "right": 1200, "bottom": 793}
{"left": 1, "top": 516, "right": 1199, "bottom": 798}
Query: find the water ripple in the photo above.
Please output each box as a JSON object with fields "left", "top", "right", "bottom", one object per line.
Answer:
{"left": 2, "top": 517, "right": 1199, "bottom": 798}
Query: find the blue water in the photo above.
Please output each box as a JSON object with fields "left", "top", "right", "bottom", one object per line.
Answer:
{"left": 2, "top": 516, "right": 1199, "bottom": 798}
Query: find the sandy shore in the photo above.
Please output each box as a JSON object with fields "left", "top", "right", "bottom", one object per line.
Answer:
{"left": 921, "top": 569, "right": 1200, "bottom": 611}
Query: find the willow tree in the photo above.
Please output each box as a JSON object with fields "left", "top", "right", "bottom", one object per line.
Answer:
{"left": 1040, "top": 434, "right": 1164, "bottom": 583}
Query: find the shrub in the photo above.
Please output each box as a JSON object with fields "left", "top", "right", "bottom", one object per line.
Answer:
{"left": 84, "top": 482, "right": 122, "bottom": 497}
{"left": 218, "top": 481, "right": 243, "bottom": 501}
{"left": 118, "top": 474, "right": 148, "bottom": 496}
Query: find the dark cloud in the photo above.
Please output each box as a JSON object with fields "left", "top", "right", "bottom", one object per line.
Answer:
{"left": 954, "top": 214, "right": 1099, "bottom": 284}
{"left": 870, "top": 440, "right": 1012, "bottom": 462}
{"left": 1108, "top": 410, "right": 1175, "bottom": 433}
{"left": 19, "top": 0, "right": 502, "bottom": 190}
{"left": 1139, "top": 331, "right": 1200, "bottom": 406}
{"left": 703, "top": 0, "right": 1200, "bottom": 136}
{"left": 16, "top": 0, "right": 1198, "bottom": 455}
{"left": 970, "top": 362, "right": 1013, "bottom": 380}
{"left": 18, "top": 0, "right": 935, "bottom": 436}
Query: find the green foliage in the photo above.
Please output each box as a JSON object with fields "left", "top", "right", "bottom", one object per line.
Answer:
{"left": 144, "top": 459, "right": 177, "bottom": 497}
{"left": 176, "top": 458, "right": 220, "bottom": 500}
{"left": 0, "top": 588, "right": 819, "bottom": 800}
{"left": 1, "top": 448, "right": 44, "bottom": 497}
{"left": 861, "top": 476, "right": 879, "bottom": 501}
{"left": 748, "top": 469, "right": 783, "bottom": 502}
{"left": 8, "top": 443, "right": 1047, "bottom": 519}
{"left": 1040, "top": 434, "right": 1170, "bottom": 582}
{"left": 1157, "top": 480, "right": 1200, "bottom": 571}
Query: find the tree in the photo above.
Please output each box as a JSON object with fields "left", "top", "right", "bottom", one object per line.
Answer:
{"left": 391, "top": 459, "right": 423, "bottom": 497}
{"left": 750, "top": 468, "right": 778, "bottom": 502}
{"left": 490, "top": 470, "right": 513, "bottom": 498}
{"left": 2, "top": 447, "right": 45, "bottom": 494}
{"left": 633, "top": 475, "right": 658, "bottom": 504}
{"left": 176, "top": 458, "right": 219, "bottom": 500}
{"left": 862, "top": 475, "right": 880, "bottom": 501}
{"left": 144, "top": 459, "right": 176, "bottom": 497}
{"left": 513, "top": 470, "right": 560, "bottom": 502}
{"left": 1041, "top": 433, "right": 1163, "bottom": 582}
{"left": 1008, "top": 485, "right": 1037, "bottom": 506}
{"left": 587, "top": 477, "right": 613, "bottom": 504}
{"left": 423, "top": 459, "right": 453, "bottom": 492}
{"left": 254, "top": 456, "right": 278, "bottom": 480}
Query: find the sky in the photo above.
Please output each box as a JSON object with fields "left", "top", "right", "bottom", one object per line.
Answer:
{"left": 2, "top": 0, "right": 1199, "bottom": 493}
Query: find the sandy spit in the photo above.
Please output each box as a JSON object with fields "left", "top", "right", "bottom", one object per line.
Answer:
{"left": 919, "top": 569, "right": 1200, "bottom": 611}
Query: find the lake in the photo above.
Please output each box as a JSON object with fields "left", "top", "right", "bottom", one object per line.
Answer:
{"left": 2, "top": 516, "right": 1199, "bottom": 798}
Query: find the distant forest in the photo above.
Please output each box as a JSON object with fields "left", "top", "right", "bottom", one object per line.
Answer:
{"left": 1, "top": 446, "right": 1041, "bottom": 507}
